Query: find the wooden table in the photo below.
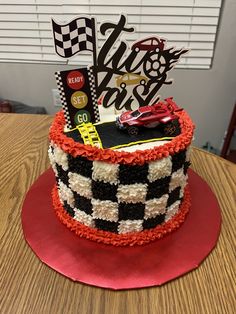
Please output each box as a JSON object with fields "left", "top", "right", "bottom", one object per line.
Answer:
{"left": 0, "top": 113, "right": 235, "bottom": 314}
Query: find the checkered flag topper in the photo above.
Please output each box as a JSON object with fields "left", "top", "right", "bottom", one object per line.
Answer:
{"left": 52, "top": 17, "right": 95, "bottom": 58}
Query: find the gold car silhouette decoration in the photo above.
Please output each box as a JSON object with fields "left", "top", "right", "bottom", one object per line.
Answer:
{"left": 116, "top": 73, "right": 148, "bottom": 88}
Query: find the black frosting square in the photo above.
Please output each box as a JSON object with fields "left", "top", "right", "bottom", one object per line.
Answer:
{"left": 56, "top": 164, "right": 69, "bottom": 185}
{"left": 172, "top": 150, "right": 186, "bottom": 173}
{"left": 94, "top": 219, "right": 118, "bottom": 233}
{"left": 68, "top": 155, "right": 93, "bottom": 178}
{"left": 146, "top": 176, "right": 171, "bottom": 200}
{"left": 119, "top": 164, "right": 149, "bottom": 184}
{"left": 118, "top": 202, "right": 145, "bottom": 220}
{"left": 167, "top": 187, "right": 181, "bottom": 207}
{"left": 143, "top": 214, "right": 165, "bottom": 230}
{"left": 92, "top": 180, "right": 118, "bottom": 201}
{"left": 183, "top": 161, "right": 191, "bottom": 175}
{"left": 50, "top": 145, "right": 54, "bottom": 154}
{"left": 74, "top": 193, "right": 92, "bottom": 215}
{"left": 63, "top": 201, "right": 75, "bottom": 217}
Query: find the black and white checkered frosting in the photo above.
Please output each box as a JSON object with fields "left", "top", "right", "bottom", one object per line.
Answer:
{"left": 49, "top": 142, "right": 190, "bottom": 234}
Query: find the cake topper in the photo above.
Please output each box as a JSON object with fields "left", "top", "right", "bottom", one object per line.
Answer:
{"left": 52, "top": 14, "right": 188, "bottom": 127}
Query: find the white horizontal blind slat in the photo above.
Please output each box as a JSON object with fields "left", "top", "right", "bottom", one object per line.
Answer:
{"left": 0, "top": 0, "right": 222, "bottom": 68}
{"left": 0, "top": 5, "right": 38, "bottom": 13}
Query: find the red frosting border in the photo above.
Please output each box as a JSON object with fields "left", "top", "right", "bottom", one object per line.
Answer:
{"left": 52, "top": 184, "right": 191, "bottom": 246}
{"left": 49, "top": 106, "right": 195, "bottom": 165}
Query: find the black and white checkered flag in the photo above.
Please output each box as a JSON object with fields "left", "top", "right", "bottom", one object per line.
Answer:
{"left": 52, "top": 17, "right": 95, "bottom": 58}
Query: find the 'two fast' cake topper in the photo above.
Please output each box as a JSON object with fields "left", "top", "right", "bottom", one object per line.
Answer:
{"left": 52, "top": 14, "right": 188, "bottom": 128}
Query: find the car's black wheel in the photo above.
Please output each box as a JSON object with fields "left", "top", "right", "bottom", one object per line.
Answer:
{"left": 128, "top": 126, "right": 139, "bottom": 136}
{"left": 120, "top": 82, "right": 126, "bottom": 88}
{"left": 163, "top": 120, "right": 179, "bottom": 136}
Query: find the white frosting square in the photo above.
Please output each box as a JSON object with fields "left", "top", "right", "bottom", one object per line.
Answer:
{"left": 74, "top": 209, "right": 94, "bottom": 227}
{"left": 118, "top": 220, "right": 143, "bottom": 234}
{"left": 117, "top": 183, "right": 147, "bottom": 203}
{"left": 68, "top": 172, "right": 92, "bottom": 198}
{"left": 169, "top": 168, "right": 186, "bottom": 191}
{"left": 92, "top": 160, "right": 119, "bottom": 184}
{"left": 144, "top": 194, "right": 169, "bottom": 218}
{"left": 148, "top": 156, "right": 172, "bottom": 182}
{"left": 52, "top": 144, "right": 68, "bottom": 171}
{"left": 165, "top": 200, "right": 181, "bottom": 222}
{"left": 58, "top": 180, "right": 74, "bottom": 207}
{"left": 92, "top": 199, "right": 119, "bottom": 222}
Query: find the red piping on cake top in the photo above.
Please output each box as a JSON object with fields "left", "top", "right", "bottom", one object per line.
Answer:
{"left": 49, "top": 103, "right": 195, "bottom": 165}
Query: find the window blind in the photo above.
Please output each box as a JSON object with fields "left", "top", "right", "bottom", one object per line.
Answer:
{"left": 0, "top": 0, "right": 222, "bottom": 69}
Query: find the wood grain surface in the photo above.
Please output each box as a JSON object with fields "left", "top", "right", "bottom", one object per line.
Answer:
{"left": 0, "top": 113, "right": 235, "bottom": 314}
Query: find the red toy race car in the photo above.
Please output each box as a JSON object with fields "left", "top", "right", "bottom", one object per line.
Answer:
{"left": 116, "top": 97, "right": 182, "bottom": 136}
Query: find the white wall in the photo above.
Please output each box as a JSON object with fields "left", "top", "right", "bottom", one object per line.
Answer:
{"left": 0, "top": 0, "right": 235, "bottom": 149}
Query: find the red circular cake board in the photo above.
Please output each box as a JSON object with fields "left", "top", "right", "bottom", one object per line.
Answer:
{"left": 21, "top": 168, "right": 221, "bottom": 290}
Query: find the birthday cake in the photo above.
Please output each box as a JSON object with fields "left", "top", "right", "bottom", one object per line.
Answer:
{"left": 48, "top": 15, "right": 194, "bottom": 246}
{"left": 48, "top": 98, "right": 194, "bottom": 246}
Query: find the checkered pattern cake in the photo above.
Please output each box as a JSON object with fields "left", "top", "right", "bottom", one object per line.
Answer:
{"left": 49, "top": 142, "right": 190, "bottom": 235}
{"left": 48, "top": 107, "right": 194, "bottom": 245}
